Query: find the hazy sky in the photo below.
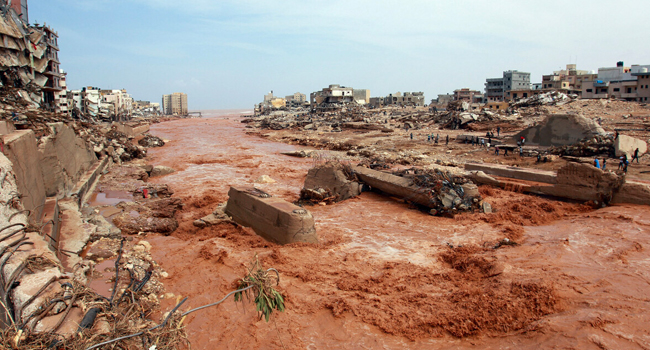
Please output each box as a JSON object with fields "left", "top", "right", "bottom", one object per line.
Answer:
{"left": 32, "top": 0, "right": 650, "bottom": 109}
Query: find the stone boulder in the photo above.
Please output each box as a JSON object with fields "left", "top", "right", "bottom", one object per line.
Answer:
{"left": 150, "top": 165, "right": 175, "bottom": 177}
{"left": 614, "top": 135, "right": 647, "bottom": 157}
{"left": 514, "top": 114, "right": 606, "bottom": 147}
{"left": 301, "top": 162, "right": 361, "bottom": 203}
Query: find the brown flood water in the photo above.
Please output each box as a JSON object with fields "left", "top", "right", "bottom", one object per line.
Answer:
{"left": 145, "top": 111, "right": 650, "bottom": 349}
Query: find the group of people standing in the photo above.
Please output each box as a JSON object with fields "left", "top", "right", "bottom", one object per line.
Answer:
{"left": 594, "top": 148, "right": 641, "bottom": 173}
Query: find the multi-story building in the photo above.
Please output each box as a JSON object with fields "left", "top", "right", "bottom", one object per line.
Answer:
{"left": 170, "top": 92, "right": 188, "bottom": 115}
{"left": 162, "top": 94, "right": 171, "bottom": 115}
{"left": 310, "top": 84, "right": 356, "bottom": 110}
{"left": 385, "top": 92, "right": 425, "bottom": 106}
{"left": 33, "top": 24, "right": 62, "bottom": 110}
{"left": 485, "top": 70, "right": 530, "bottom": 101}
{"left": 54, "top": 70, "right": 70, "bottom": 114}
{"left": 284, "top": 92, "right": 307, "bottom": 104}
{"left": 541, "top": 64, "right": 596, "bottom": 95}
{"left": 632, "top": 68, "right": 650, "bottom": 103}
{"left": 435, "top": 94, "right": 454, "bottom": 106}
{"left": 453, "top": 88, "right": 483, "bottom": 103}
{"left": 581, "top": 62, "right": 650, "bottom": 100}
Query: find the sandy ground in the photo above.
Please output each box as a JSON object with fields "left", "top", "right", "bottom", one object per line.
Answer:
{"left": 140, "top": 112, "right": 650, "bottom": 349}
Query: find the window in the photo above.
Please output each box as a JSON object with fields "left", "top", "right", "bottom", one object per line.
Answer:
{"left": 613, "top": 88, "right": 620, "bottom": 92}
{"left": 586, "top": 89, "right": 593, "bottom": 92}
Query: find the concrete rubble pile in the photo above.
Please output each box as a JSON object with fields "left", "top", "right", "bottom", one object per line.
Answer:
{"left": 548, "top": 135, "right": 615, "bottom": 157}
{"left": 510, "top": 91, "right": 575, "bottom": 109}
{"left": 385, "top": 167, "right": 484, "bottom": 215}
{"left": 299, "top": 161, "right": 484, "bottom": 216}
{"left": 244, "top": 107, "right": 438, "bottom": 133}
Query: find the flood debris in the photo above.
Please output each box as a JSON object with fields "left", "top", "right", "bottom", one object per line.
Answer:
{"left": 225, "top": 187, "right": 318, "bottom": 244}
{"left": 193, "top": 203, "right": 232, "bottom": 228}
{"left": 138, "top": 134, "right": 165, "bottom": 148}
{"left": 300, "top": 161, "right": 361, "bottom": 204}
{"left": 367, "top": 166, "right": 483, "bottom": 215}
{"left": 113, "top": 198, "right": 183, "bottom": 235}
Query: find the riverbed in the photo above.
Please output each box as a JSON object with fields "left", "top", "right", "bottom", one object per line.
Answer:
{"left": 143, "top": 111, "right": 650, "bottom": 349}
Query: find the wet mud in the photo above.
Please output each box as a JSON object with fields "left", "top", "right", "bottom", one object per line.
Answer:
{"left": 145, "top": 111, "right": 650, "bottom": 349}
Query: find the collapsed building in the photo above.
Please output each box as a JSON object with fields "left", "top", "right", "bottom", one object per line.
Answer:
{"left": 310, "top": 84, "right": 370, "bottom": 111}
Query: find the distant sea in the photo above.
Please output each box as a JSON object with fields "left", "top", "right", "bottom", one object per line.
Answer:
{"left": 189, "top": 109, "right": 253, "bottom": 118}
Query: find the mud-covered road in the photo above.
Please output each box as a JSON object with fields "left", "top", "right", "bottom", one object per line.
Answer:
{"left": 144, "top": 111, "right": 650, "bottom": 349}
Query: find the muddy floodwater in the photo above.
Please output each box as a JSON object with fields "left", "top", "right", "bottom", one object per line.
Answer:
{"left": 144, "top": 111, "right": 650, "bottom": 349}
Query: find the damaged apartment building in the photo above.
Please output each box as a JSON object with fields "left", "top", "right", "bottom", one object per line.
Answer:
{"left": 0, "top": 1, "right": 149, "bottom": 121}
{"left": 0, "top": 0, "right": 63, "bottom": 109}
{"left": 310, "top": 84, "right": 370, "bottom": 111}
{"left": 369, "top": 91, "right": 425, "bottom": 108}
{"left": 254, "top": 91, "right": 307, "bottom": 114}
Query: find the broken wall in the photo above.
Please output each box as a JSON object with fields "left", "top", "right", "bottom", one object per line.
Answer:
{"left": 3, "top": 129, "right": 46, "bottom": 220}
{"left": 38, "top": 122, "right": 98, "bottom": 197}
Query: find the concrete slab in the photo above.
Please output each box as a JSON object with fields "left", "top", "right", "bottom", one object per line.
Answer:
{"left": 2, "top": 129, "right": 46, "bottom": 221}
{"left": 70, "top": 155, "right": 110, "bottom": 207}
{"left": 225, "top": 187, "right": 318, "bottom": 244}
{"left": 465, "top": 163, "right": 557, "bottom": 184}
{"left": 352, "top": 166, "right": 433, "bottom": 208}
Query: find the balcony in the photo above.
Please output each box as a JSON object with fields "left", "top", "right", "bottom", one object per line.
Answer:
{"left": 594, "top": 81, "right": 610, "bottom": 87}
{"left": 621, "top": 93, "right": 637, "bottom": 99}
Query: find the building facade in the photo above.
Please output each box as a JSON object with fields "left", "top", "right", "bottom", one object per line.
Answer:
{"left": 633, "top": 68, "right": 650, "bottom": 103}
{"left": 581, "top": 62, "right": 650, "bottom": 100}
{"left": 485, "top": 70, "right": 530, "bottom": 101}
{"left": 170, "top": 92, "right": 188, "bottom": 115}
{"left": 162, "top": 94, "right": 171, "bottom": 115}
{"left": 385, "top": 92, "right": 425, "bottom": 106}
{"left": 453, "top": 88, "right": 482, "bottom": 103}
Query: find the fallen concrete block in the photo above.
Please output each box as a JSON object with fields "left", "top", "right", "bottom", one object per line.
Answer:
{"left": 465, "top": 163, "right": 557, "bottom": 184}
{"left": 614, "top": 134, "right": 647, "bottom": 157}
{"left": 255, "top": 175, "right": 276, "bottom": 184}
{"left": 301, "top": 162, "right": 360, "bottom": 203}
{"left": 194, "top": 203, "right": 233, "bottom": 228}
{"left": 352, "top": 166, "right": 480, "bottom": 212}
{"left": 225, "top": 187, "right": 318, "bottom": 244}
{"left": 281, "top": 150, "right": 314, "bottom": 158}
{"left": 150, "top": 165, "right": 175, "bottom": 177}
{"left": 611, "top": 180, "right": 650, "bottom": 206}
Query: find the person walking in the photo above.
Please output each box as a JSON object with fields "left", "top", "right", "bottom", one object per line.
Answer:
{"left": 446, "top": 135, "right": 449, "bottom": 145}
{"left": 497, "top": 126, "right": 501, "bottom": 137}
{"left": 519, "top": 146, "right": 524, "bottom": 157}
{"left": 495, "top": 146, "right": 499, "bottom": 155}
{"left": 602, "top": 158, "right": 607, "bottom": 171}
{"left": 504, "top": 147, "right": 509, "bottom": 156}
{"left": 410, "top": 133, "right": 413, "bottom": 140}
{"left": 594, "top": 158, "right": 601, "bottom": 169}
{"left": 632, "top": 148, "right": 640, "bottom": 163}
